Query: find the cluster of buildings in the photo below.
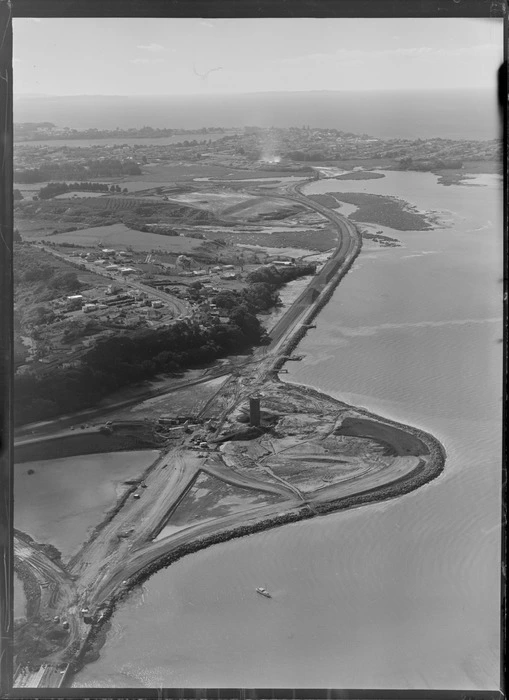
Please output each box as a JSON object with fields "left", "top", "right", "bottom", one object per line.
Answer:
{"left": 65, "top": 287, "right": 166, "bottom": 316}
{"left": 14, "top": 122, "right": 500, "bottom": 186}
{"left": 76, "top": 248, "right": 139, "bottom": 276}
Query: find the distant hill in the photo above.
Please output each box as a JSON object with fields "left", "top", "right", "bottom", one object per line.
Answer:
{"left": 13, "top": 89, "right": 499, "bottom": 141}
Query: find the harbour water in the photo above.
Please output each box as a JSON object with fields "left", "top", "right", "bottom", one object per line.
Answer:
{"left": 15, "top": 450, "right": 159, "bottom": 561}
{"left": 73, "top": 171, "right": 502, "bottom": 690}
{"left": 13, "top": 574, "right": 26, "bottom": 619}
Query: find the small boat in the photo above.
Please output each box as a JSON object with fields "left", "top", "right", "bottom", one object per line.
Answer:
{"left": 256, "top": 587, "right": 272, "bottom": 599}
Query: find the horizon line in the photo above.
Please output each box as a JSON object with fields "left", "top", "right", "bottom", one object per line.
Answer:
{"left": 14, "top": 86, "right": 493, "bottom": 99}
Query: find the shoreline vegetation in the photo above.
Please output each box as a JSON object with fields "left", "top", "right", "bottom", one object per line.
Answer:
{"left": 315, "top": 192, "right": 438, "bottom": 231}
{"left": 432, "top": 168, "right": 500, "bottom": 186}
{"left": 333, "top": 171, "right": 386, "bottom": 180}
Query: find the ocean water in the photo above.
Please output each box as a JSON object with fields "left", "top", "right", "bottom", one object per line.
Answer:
{"left": 13, "top": 90, "right": 499, "bottom": 140}
{"left": 73, "top": 172, "right": 502, "bottom": 690}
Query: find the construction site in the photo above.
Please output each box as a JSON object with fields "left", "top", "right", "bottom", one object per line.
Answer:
{"left": 12, "top": 178, "right": 446, "bottom": 688}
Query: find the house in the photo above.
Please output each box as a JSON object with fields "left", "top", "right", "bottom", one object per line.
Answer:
{"left": 66, "top": 294, "right": 84, "bottom": 310}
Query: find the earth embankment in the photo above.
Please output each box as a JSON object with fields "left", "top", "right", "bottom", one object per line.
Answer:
{"left": 335, "top": 417, "right": 429, "bottom": 456}
{"left": 14, "top": 427, "right": 162, "bottom": 463}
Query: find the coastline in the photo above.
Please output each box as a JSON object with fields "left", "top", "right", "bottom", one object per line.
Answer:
{"left": 14, "top": 180, "right": 449, "bottom": 687}
{"left": 68, "top": 196, "right": 448, "bottom": 682}
{"left": 11, "top": 103, "right": 501, "bottom": 688}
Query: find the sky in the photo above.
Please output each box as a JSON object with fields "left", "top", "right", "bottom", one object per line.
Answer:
{"left": 13, "top": 17, "right": 503, "bottom": 96}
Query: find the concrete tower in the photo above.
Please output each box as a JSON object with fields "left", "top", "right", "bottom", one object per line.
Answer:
{"left": 249, "top": 395, "right": 261, "bottom": 427}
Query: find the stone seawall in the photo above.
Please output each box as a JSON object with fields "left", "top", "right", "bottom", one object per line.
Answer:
{"left": 273, "top": 221, "right": 362, "bottom": 370}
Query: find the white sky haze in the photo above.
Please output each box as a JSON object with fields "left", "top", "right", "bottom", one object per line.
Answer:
{"left": 13, "top": 17, "right": 503, "bottom": 96}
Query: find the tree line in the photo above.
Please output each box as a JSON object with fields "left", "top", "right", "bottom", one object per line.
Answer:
{"left": 247, "top": 262, "right": 316, "bottom": 285}
{"left": 14, "top": 158, "right": 142, "bottom": 184}
{"left": 14, "top": 262, "right": 316, "bottom": 426}
{"left": 286, "top": 150, "right": 329, "bottom": 162}
{"left": 398, "top": 156, "right": 464, "bottom": 170}
{"left": 38, "top": 182, "right": 129, "bottom": 199}
{"left": 14, "top": 316, "right": 268, "bottom": 425}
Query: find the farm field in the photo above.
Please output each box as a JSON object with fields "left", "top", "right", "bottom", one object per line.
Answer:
{"left": 225, "top": 198, "right": 302, "bottom": 220}
{"left": 163, "top": 191, "right": 256, "bottom": 213}
{"left": 164, "top": 191, "right": 303, "bottom": 221}
{"left": 37, "top": 223, "right": 207, "bottom": 253}
{"left": 118, "top": 163, "right": 308, "bottom": 187}
{"left": 54, "top": 191, "right": 107, "bottom": 199}
{"left": 221, "top": 225, "right": 337, "bottom": 251}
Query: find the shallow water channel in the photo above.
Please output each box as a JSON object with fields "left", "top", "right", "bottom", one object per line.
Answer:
{"left": 15, "top": 450, "right": 159, "bottom": 561}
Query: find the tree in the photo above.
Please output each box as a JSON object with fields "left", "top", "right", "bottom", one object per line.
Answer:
{"left": 49, "top": 271, "right": 81, "bottom": 292}
{"left": 32, "top": 306, "right": 56, "bottom": 327}
{"left": 230, "top": 306, "right": 262, "bottom": 343}
{"left": 22, "top": 263, "right": 54, "bottom": 283}
{"left": 399, "top": 157, "right": 413, "bottom": 169}
{"left": 39, "top": 182, "right": 69, "bottom": 199}
{"left": 214, "top": 290, "right": 239, "bottom": 310}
